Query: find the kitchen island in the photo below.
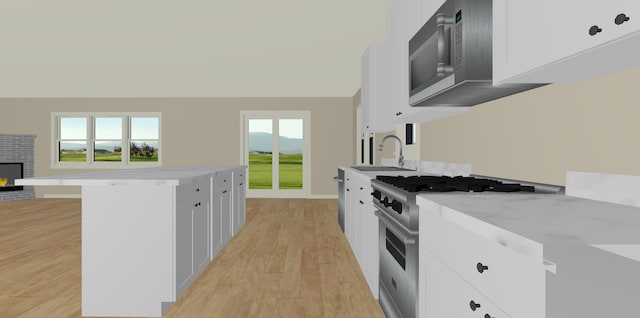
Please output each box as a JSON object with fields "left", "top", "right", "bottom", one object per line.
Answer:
{"left": 16, "top": 165, "right": 246, "bottom": 317}
{"left": 417, "top": 193, "right": 640, "bottom": 318}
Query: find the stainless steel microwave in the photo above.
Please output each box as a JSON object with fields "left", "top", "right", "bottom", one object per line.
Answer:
{"left": 409, "top": 0, "right": 545, "bottom": 106}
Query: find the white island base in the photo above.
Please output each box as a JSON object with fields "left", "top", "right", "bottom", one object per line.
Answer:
{"left": 17, "top": 166, "right": 246, "bottom": 317}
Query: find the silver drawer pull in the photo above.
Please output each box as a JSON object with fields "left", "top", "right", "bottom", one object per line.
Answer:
{"left": 477, "top": 262, "right": 489, "bottom": 273}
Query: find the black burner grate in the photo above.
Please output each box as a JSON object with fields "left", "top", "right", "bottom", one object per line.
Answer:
{"left": 375, "top": 175, "right": 534, "bottom": 193}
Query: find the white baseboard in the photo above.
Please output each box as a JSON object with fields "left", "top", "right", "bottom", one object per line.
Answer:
{"left": 43, "top": 194, "right": 82, "bottom": 199}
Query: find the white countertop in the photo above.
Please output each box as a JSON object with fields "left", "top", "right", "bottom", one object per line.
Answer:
{"left": 15, "top": 165, "right": 245, "bottom": 186}
{"left": 339, "top": 165, "right": 432, "bottom": 178}
{"left": 417, "top": 193, "right": 640, "bottom": 262}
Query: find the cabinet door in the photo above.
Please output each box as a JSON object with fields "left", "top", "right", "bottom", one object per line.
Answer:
{"left": 362, "top": 44, "right": 395, "bottom": 133}
{"left": 363, "top": 200, "right": 379, "bottom": 298}
{"left": 236, "top": 177, "right": 246, "bottom": 233}
{"left": 193, "top": 201, "right": 209, "bottom": 275}
{"left": 176, "top": 204, "right": 193, "bottom": 296}
{"left": 344, "top": 172, "right": 353, "bottom": 244}
{"left": 220, "top": 187, "right": 232, "bottom": 246}
{"left": 211, "top": 186, "right": 222, "bottom": 258}
{"left": 494, "top": 0, "right": 640, "bottom": 84}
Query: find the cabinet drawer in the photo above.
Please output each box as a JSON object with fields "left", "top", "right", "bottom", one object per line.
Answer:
{"left": 424, "top": 248, "right": 512, "bottom": 318}
{"left": 233, "top": 169, "right": 246, "bottom": 187}
{"left": 213, "top": 171, "right": 232, "bottom": 193}
{"left": 177, "top": 176, "right": 209, "bottom": 206}
{"left": 421, "top": 206, "right": 545, "bottom": 318}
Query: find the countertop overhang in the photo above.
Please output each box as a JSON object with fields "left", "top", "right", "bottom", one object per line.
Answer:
{"left": 15, "top": 165, "right": 246, "bottom": 186}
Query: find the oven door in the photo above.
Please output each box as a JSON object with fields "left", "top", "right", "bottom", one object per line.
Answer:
{"left": 375, "top": 210, "right": 419, "bottom": 318}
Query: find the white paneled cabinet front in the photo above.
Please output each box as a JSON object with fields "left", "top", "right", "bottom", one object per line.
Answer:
{"left": 212, "top": 170, "right": 233, "bottom": 258}
{"left": 362, "top": 44, "right": 395, "bottom": 133}
{"left": 343, "top": 170, "right": 379, "bottom": 298}
{"left": 232, "top": 167, "right": 247, "bottom": 236}
{"left": 175, "top": 176, "right": 211, "bottom": 297}
{"left": 493, "top": 0, "right": 640, "bottom": 85}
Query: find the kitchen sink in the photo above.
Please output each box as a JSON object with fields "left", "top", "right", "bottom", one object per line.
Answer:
{"left": 350, "top": 166, "right": 415, "bottom": 172}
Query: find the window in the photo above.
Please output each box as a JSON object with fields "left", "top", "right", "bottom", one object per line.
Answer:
{"left": 52, "top": 113, "right": 161, "bottom": 168}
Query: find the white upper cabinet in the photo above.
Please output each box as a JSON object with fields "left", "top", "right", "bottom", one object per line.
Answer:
{"left": 387, "top": 0, "right": 468, "bottom": 125}
{"left": 362, "top": 44, "right": 395, "bottom": 133}
{"left": 494, "top": 0, "right": 640, "bottom": 85}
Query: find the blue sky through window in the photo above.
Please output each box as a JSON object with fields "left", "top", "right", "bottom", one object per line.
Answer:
{"left": 60, "top": 117, "right": 87, "bottom": 139}
{"left": 131, "top": 118, "right": 159, "bottom": 139}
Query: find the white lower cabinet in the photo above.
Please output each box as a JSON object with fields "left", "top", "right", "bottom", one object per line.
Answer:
{"left": 419, "top": 198, "right": 545, "bottom": 318}
{"left": 175, "top": 202, "right": 193, "bottom": 296}
{"left": 212, "top": 170, "right": 233, "bottom": 258}
{"left": 344, "top": 169, "right": 379, "bottom": 299}
{"left": 175, "top": 176, "right": 211, "bottom": 298}
{"left": 232, "top": 167, "right": 246, "bottom": 235}
{"left": 423, "top": 248, "right": 511, "bottom": 318}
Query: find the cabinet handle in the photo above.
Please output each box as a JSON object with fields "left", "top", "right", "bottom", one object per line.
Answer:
{"left": 615, "top": 13, "right": 630, "bottom": 25}
{"left": 469, "top": 300, "right": 481, "bottom": 311}
{"left": 484, "top": 314, "right": 494, "bottom": 318}
{"left": 239, "top": 182, "right": 243, "bottom": 186}
{"left": 346, "top": 188, "right": 350, "bottom": 192}
{"left": 360, "top": 187, "right": 364, "bottom": 190}
{"left": 476, "top": 262, "right": 489, "bottom": 273}
{"left": 194, "top": 202, "right": 201, "bottom": 207}
{"left": 224, "top": 179, "right": 227, "bottom": 182}
{"left": 223, "top": 190, "right": 228, "bottom": 194}
{"left": 196, "top": 188, "right": 200, "bottom": 192}
{"left": 359, "top": 200, "right": 364, "bottom": 205}
{"left": 589, "top": 25, "right": 603, "bottom": 36}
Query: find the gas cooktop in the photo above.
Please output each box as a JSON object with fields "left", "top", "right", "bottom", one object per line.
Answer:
{"left": 375, "top": 175, "right": 536, "bottom": 193}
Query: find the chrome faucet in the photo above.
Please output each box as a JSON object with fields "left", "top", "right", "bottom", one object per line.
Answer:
{"left": 378, "top": 135, "right": 404, "bottom": 168}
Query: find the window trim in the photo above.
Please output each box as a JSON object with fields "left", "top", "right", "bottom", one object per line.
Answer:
{"left": 51, "top": 112, "right": 162, "bottom": 169}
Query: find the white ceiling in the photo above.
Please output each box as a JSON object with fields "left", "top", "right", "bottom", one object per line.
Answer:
{"left": 0, "top": 1, "right": 392, "bottom": 98}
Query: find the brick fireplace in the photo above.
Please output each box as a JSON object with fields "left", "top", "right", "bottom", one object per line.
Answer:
{"left": 0, "top": 134, "right": 36, "bottom": 201}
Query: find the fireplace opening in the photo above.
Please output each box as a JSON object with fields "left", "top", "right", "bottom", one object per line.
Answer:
{"left": 0, "top": 162, "right": 24, "bottom": 192}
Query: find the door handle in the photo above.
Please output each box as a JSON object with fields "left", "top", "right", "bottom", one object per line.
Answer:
{"left": 437, "top": 13, "right": 455, "bottom": 77}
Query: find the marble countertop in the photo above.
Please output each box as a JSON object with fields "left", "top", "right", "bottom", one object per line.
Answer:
{"left": 417, "top": 193, "right": 640, "bottom": 262}
{"left": 338, "top": 165, "right": 431, "bottom": 179}
{"left": 15, "top": 165, "right": 245, "bottom": 186}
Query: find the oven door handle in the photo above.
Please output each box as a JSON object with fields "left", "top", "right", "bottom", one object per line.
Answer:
{"left": 374, "top": 209, "right": 417, "bottom": 245}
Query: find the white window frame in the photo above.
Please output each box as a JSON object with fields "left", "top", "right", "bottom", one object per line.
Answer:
{"left": 51, "top": 112, "right": 162, "bottom": 169}
{"left": 240, "top": 111, "right": 311, "bottom": 198}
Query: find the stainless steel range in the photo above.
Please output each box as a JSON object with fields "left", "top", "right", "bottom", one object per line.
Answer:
{"left": 371, "top": 175, "right": 563, "bottom": 318}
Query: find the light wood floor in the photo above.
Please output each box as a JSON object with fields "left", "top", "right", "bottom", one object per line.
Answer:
{"left": 0, "top": 198, "right": 385, "bottom": 318}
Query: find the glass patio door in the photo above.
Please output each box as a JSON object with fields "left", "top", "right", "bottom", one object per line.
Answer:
{"left": 241, "top": 111, "right": 310, "bottom": 197}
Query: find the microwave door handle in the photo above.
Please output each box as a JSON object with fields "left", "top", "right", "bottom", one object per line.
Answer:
{"left": 436, "top": 13, "right": 455, "bottom": 77}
